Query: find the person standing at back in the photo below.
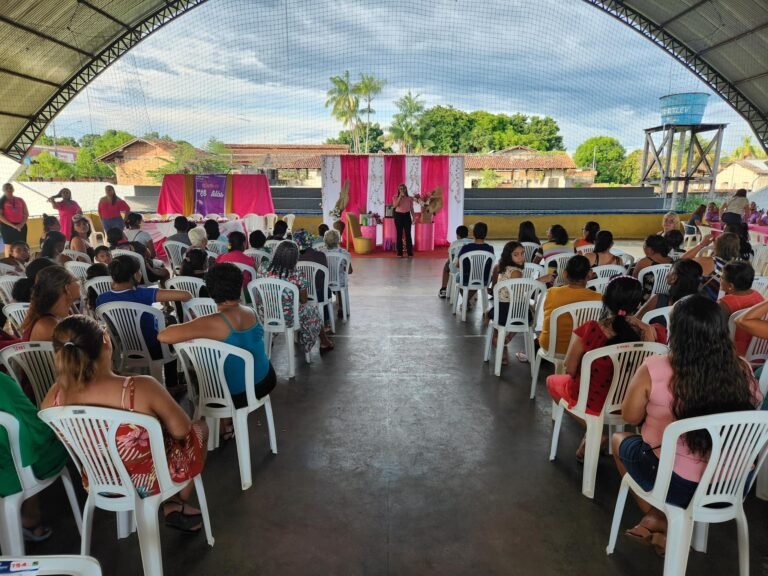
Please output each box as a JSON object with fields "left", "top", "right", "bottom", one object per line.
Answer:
{"left": 0, "top": 183, "right": 28, "bottom": 257}
{"left": 97, "top": 185, "right": 130, "bottom": 233}
{"left": 393, "top": 184, "right": 414, "bottom": 258}
{"left": 47, "top": 188, "right": 81, "bottom": 241}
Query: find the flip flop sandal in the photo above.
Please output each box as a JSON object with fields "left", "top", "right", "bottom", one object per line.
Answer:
{"left": 164, "top": 501, "right": 202, "bottom": 534}
{"left": 624, "top": 525, "right": 654, "bottom": 546}
{"left": 515, "top": 352, "right": 529, "bottom": 363}
{"left": 438, "top": 288, "right": 447, "bottom": 299}
{"left": 23, "top": 525, "right": 52, "bottom": 542}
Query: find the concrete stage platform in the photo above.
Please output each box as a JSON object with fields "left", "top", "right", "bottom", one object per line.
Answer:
{"left": 31, "top": 256, "right": 768, "bottom": 575}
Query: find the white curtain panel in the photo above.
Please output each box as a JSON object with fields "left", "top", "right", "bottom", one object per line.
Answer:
{"left": 321, "top": 155, "right": 342, "bottom": 226}
{"left": 447, "top": 155, "right": 465, "bottom": 243}
{"left": 367, "top": 155, "right": 385, "bottom": 215}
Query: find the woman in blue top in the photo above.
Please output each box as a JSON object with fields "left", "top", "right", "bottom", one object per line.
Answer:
{"left": 158, "top": 263, "right": 276, "bottom": 437}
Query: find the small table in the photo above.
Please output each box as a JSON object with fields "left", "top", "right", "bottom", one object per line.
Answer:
{"left": 383, "top": 218, "right": 397, "bottom": 251}
{"left": 360, "top": 225, "right": 378, "bottom": 244}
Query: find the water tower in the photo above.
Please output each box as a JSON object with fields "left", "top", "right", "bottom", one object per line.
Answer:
{"left": 640, "top": 92, "right": 726, "bottom": 209}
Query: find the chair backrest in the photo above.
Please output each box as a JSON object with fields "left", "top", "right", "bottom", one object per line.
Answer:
{"left": 64, "top": 261, "right": 90, "bottom": 283}
{"left": 264, "top": 213, "right": 278, "bottom": 234}
{"left": 610, "top": 249, "right": 635, "bottom": 269}
{"left": 175, "top": 339, "right": 255, "bottom": 413}
{"left": 226, "top": 213, "right": 240, "bottom": 220}
{"left": 576, "top": 341, "right": 668, "bottom": 416}
{"left": 181, "top": 297, "right": 218, "bottom": 321}
{"left": 3, "top": 302, "right": 29, "bottom": 335}
{"left": 95, "top": 301, "right": 171, "bottom": 363}
{"left": 326, "top": 251, "right": 351, "bottom": 289}
{"left": 83, "top": 277, "right": 113, "bottom": 302}
{"left": 189, "top": 213, "right": 204, "bottom": 221}
{"left": 697, "top": 224, "right": 713, "bottom": 238}
{"left": 0, "top": 411, "right": 37, "bottom": 491}
{"left": 0, "top": 262, "right": 18, "bottom": 275}
{"left": 491, "top": 279, "right": 543, "bottom": 329}
{"left": 163, "top": 240, "right": 188, "bottom": 271}
{"left": 545, "top": 301, "right": 604, "bottom": 356}
{"left": 247, "top": 277, "right": 299, "bottom": 331}
{"left": 62, "top": 249, "right": 92, "bottom": 264}
{"left": 727, "top": 308, "right": 750, "bottom": 341}
{"left": 205, "top": 214, "right": 221, "bottom": 220}
{"left": 752, "top": 245, "right": 768, "bottom": 276}
{"left": 242, "top": 214, "right": 264, "bottom": 235}
{"left": 0, "top": 275, "right": 20, "bottom": 305}
{"left": 457, "top": 252, "right": 494, "bottom": 289}
{"left": 39, "top": 406, "right": 176, "bottom": 505}
{"left": 650, "top": 411, "right": 768, "bottom": 515}
{"left": 523, "top": 262, "right": 544, "bottom": 279}
{"left": 283, "top": 213, "right": 296, "bottom": 231}
{"left": 637, "top": 264, "right": 673, "bottom": 295}
{"left": 264, "top": 239, "right": 283, "bottom": 253}
{"left": 207, "top": 240, "right": 228, "bottom": 256}
{"left": 682, "top": 223, "right": 698, "bottom": 236}
{"left": 575, "top": 244, "right": 594, "bottom": 254}
{"left": 642, "top": 305, "right": 673, "bottom": 328}
{"left": 0, "top": 555, "right": 103, "bottom": 576}
{"left": 296, "top": 262, "right": 329, "bottom": 304}
{"left": 752, "top": 276, "right": 768, "bottom": 298}
{"left": 166, "top": 276, "right": 205, "bottom": 298}
{"left": 542, "top": 252, "right": 574, "bottom": 286}
{"left": 232, "top": 263, "right": 257, "bottom": 288}
{"left": 243, "top": 248, "right": 272, "bottom": 270}
{"left": 744, "top": 308, "right": 768, "bottom": 366}
{"left": 0, "top": 341, "right": 56, "bottom": 407}
{"left": 110, "top": 249, "right": 150, "bottom": 285}
{"left": 586, "top": 277, "right": 611, "bottom": 294}
{"left": 521, "top": 242, "right": 540, "bottom": 263}
{"left": 592, "top": 264, "right": 626, "bottom": 280}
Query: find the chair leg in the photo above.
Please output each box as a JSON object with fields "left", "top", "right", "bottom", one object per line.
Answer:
{"left": 116, "top": 510, "right": 133, "bottom": 539}
{"left": 692, "top": 521, "right": 709, "bottom": 553}
{"left": 193, "top": 476, "right": 215, "bottom": 547}
{"left": 81, "top": 496, "right": 96, "bottom": 555}
{"left": 233, "top": 409, "right": 253, "bottom": 491}
{"left": 756, "top": 459, "right": 768, "bottom": 500}
{"left": 135, "top": 499, "right": 164, "bottom": 576}
{"left": 735, "top": 508, "right": 750, "bottom": 576}
{"left": 264, "top": 332, "right": 273, "bottom": 358}
{"left": 549, "top": 402, "right": 565, "bottom": 461}
{"left": 461, "top": 289, "right": 468, "bottom": 322}
{"left": 483, "top": 325, "right": 493, "bottom": 363}
{"left": 581, "top": 418, "right": 602, "bottom": 499}
{"left": 264, "top": 396, "right": 278, "bottom": 454}
{"left": 530, "top": 352, "right": 543, "bottom": 399}
{"left": 327, "top": 303, "right": 336, "bottom": 334}
{"left": 0, "top": 494, "right": 24, "bottom": 555}
{"left": 606, "top": 480, "right": 630, "bottom": 554}
{"left": 60, "top": 468, "right": 83, "bottom": 534}
{"left": 341, "top": 288, "right": 349, "bottom": 322}
{"left": 205, "top": 416, "right": 218, "bottom": 451}
{"left": 286, "top": 329, "right": 296, "bottom": 379}
{"left": 663, "top": 508, "right": 694, "bottom": 576}
{"left": 494, "top": 328, "right": 506, "bottom": 377}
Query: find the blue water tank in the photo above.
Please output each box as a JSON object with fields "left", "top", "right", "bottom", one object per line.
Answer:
{"left": 659, "top": 93, "right": 710, "bottom": 125}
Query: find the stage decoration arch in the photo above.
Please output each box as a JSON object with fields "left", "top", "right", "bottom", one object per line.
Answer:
{"left": 156, "top": 173, "right": 274, "bottom": 216}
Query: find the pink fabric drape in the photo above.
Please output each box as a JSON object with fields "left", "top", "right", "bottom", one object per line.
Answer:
{"left": 157, "top": 174, "right": 186, "bottom": 215}
{"left": 420, "top": 156, "right": 450, "bottom": 247}
{"left": 232, "top": 174, "right": 274, "bottom": 216}
{"left": 340, "top": 155, "right": 369, "bottom": 217}
{"left": 384, "top": 155, "right": 406, "bottom": 205}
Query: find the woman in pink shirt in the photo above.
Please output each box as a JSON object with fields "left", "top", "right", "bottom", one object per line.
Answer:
{"left": 613, "top": 295, "right": 762, "bottom": 556}
{"left": 98, "top": 185, "right": 131, "bottom": 233}
{"left": 0, "top": 183, "right": 28, "bottom": 256}
{"left": 47, "top": 188, "right": 81, "bottom": 241}
{"left": 215, "top": 231, "right": 254, "bottom": 287}
{"left": 393, "top": 183, "right": 415, "bottom": 258}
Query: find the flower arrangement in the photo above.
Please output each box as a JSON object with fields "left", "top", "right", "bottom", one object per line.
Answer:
{"left": 368, "top": 212, "right": 382, "bottom": 225}
{"left": 329, "top": 179, "right": 350, "bottom": 222}
{"left": 413, "top": 186, "right": 444, "bottom": 224}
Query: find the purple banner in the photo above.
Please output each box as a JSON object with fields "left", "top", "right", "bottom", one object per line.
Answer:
{"left": 194, "top": 174, "right": 226, "bottom": 215}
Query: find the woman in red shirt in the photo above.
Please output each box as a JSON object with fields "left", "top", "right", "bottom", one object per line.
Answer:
{"left": 0, "top": 183, "right": 29, "bottom": 256}
{"left": 98, "top": 185, "right": 131, "bottom": 233}
{"left": 47, "top": 188, "right": 81, "bottom": 240}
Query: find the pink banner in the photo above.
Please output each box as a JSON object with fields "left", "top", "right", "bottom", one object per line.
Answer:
{"left": 384, "top": 155, "right": 406, "bottom": 205}
{"left": 157, "top": 174, "right": 186, "bottom": 215}
{"left": 232, "top": 174, "right": 274, "bottom": 216}
{"left": 420, "top": 156, "right": 450, "bottom": 247}
{"left": 194, "top": 174, "right": 226, "bottom": 215}
{"left": 340, "top": 155, "right": 369, "bottom": 217}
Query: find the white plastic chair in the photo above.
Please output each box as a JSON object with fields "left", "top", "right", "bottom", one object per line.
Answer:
{"left": 244, "top": 248, "right": 272, "bottom": 271}
{"left": 0, "top": 555, "right": 102, "bottom": 575}
{"left": 0, "top": 341, "right": 56, "bottom": 408}
{"left": 550, "top": 341, "right": 668, "bottom": 498}
{"left": 64, "top": 261, "right": 90, "bottom": 283}
{"left": 204, "top": 214, "right": 221, "bottom": 220}
{"left": 207, "top": 240, "right": 228, "bottom": 256}
{"left": 0, "top": 412, "right": 82, "bottom": 556}
{"left": 542, "top": 253, "right": 574, "bottom": 287}
{"left": 446, "top": 245, "right": 461, "bottom": 304}
{"left": 39, "top": 406, "right": 214, "bottom": 576}
{"left": 751, "top": 245, "right": 768, "bottom": 276}
{"left": 326, "top": 251, "right": 352, "bottom": 323}
{"left": 521, "top": 242, "right": 541, "bottom": 263}
{"left": 523, "top": 263, "right": 544, "bottom": 280}
{"left": 283, "top": 213, "right": 296, "bottom": 232}
{"left": 683, "top": 223, "right": 701, "bottom": 248}
{"left": 166, "top": 276, "right": 205, "bottom": 299}
{"left": 233, "top": 263, "right": 258, "bottom": 304}
{"left": 483, "top": 279, "right": 543, "bottom": 377}
{"left": 0, "top": 263, "right": 18, "bottom": 275}
{"left": 226, "top": 213, "right": 240, "bottom": 220}
{"left": 606, "top": 411, "right": 768, "bottom": 576}
{"left": 264, "top": 213, "right": 278, "bottom": 235}
{"left": 592, "top": 264, "right": 625, "bottom": 280}
{"left": 95, "top": 302, "right": 175, "bottom": 384}
{"left": 0, "top": 276, "right": 20, "bottom": 306}
{"left": 181, "top": 297, "right": 218, "bottom": 322}
{"left": 83, "top": 277, "right": 113, "bottom": 305}
{"left": 610, "top": 248, "right": 635, "bottom": 269}
{"left": 575, "top": 244, "right": 594, "bottom": 254}
{"left": 586, "top": 277, "right": 611, "bottom": 294}
{"left": 189, "top": 213, "right": 204, "bottom": 221}
{"left": 264, "top": 239, "right": 283, "bottom": 253}
{"left": 297, "top": 261, "right": 334, "bottom": 334}
{"left": 111, "top": 249, "right": 153, "bottom": 286}
{"left": 530, "top": 301, "right": 604, "bottom": 399}
{"left": 751, "top": 275, "right": 768, "bottom": 298}
{"left": 175, "top": 339, "right": 277, "bottom": 490}
{"left": 727, "top": 308, "right": 749, "bottom": 342}
{"left": 62, "top": 249, "right": 92, "bottom": 264}
{"left": 454, "top": 252, "right": 494, "bottom": 322}
{"left": 757, "top": 367, "right": 768, "bottom": 501}
{"left": 3, "top": 303, "right": 29, "bottom": 336}
{"left": 163, "top": 240, "right": 188, "bottom": 274}
{"left": 247, "top": 278, "right": 303, "bottom": 378}
{"left": 638, "top": 264, "right": 673, "bottom": 296}
{"left": 242, "top": 213, "right": 265, "bottom": 235}
{"left": 642, "top": 305, "right": 673, "bottom": 329}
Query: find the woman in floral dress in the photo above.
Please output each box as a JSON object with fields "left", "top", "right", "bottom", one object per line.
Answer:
{"left": 255, "top": 241, "right": 334, "bottom": 352}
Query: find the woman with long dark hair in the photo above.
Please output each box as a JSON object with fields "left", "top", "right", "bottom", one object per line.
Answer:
{"left": 98, "top": 184, "right": 130, "bottom": 232}
{"left": 488, "top": 241, "right": 527, "bottom": 364}
{"left": 538, "top": 224, "right": 572, "bottom": 263}
{"left": 683, "top": 231, "right": 741, "bottom": 300}
{"left": 47, "top": 188, "right": 81, "bottom": 241}
{"left": 636, "top": 259, "right": 703, "bottom": 321}
{"left": 586, "top": 230, "right": 623, "bottom": 268}
{"left": 574, "top": 221, "right": 600, "bottom": 249}
{"left": 547, "top": 276, "right": 666, "bottom": 461}
{"left": 614, "top": 295, "right": 761, "bottom": 555}
{"left": 393, "top": 183, "right": 415, "bottom": 258}
{"left": 38, "top": 214, "right": 60, "bottom": 248}
{"left": 0, "top": 183, "right": 28, "bottom": 257}
{"left": 21, "top": 265, "right": 80, "bottom": 342}
{"left": 69, "top": 214, "right": 94, "bottom": 261}
{"left": 518, "top": 221, "right": 540, "bottom": 245}
{"left": 39, "top": 231, "right": 71, "bottom": 266}
{"left": 687, "top": 204, "right": 706, "bottom": 227}
{"left": 124, "top": 212, "right": 157, "bottom": 258}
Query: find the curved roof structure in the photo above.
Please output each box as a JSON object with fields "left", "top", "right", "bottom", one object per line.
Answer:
{"left": 0, "top": 0, "right": 766, "bottom": 161}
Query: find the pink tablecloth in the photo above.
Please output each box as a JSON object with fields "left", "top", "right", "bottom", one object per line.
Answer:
{"left": 144, "top": 220, "right": 247, "bottom": 259}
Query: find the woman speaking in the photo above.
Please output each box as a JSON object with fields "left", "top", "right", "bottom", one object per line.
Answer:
{"left": 393, "top": 184, "right": 414, "bottom": 258}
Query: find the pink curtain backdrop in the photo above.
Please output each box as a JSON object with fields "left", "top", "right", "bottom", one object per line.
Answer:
{"left": 340, "top": 155, "right": 369, "bottom": 217}
{"left": 384, "top": 155, "right": 406, "bottom": 205}
{"left": 156, "top": 174, "right": 186, "bottom": 214}
{"left": 420, "top": 156, "right": 450, "bottom": 246}
{"left": 232, "top": 174, "right": 274, "bottom": 215}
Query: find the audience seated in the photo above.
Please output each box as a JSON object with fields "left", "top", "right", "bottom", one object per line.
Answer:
{"left": 547, "top": 276, "right": 665, "bottom": 460}
{"left": 0, "top": 241, "right": 30, "bottom": 274}
{"left": 487, "top": 241, "right": 528, "bottom": 364}
{"left": 93, "top": 245, "right": 112, "bottom": 265}
{"left": 255, "top": 241, "right": 333, "bottom": 352}
{"left": 659, "top": 212, "right": 680, "bottom": 235}
{"left": 124, "top": 212, "right": 157, "bottom": 258}
{"left": 159, "top": 263, "right": 277, "bottom": 439}
{"left": 687, "top": 204, "right": 705, "bottom": 227}
{"left": 613, "top": 295, "right": 762, "bottom": 555}
{"left": 39, "top": 231, "right": 71, "bottom": 265}
{"left": 204, "top": 219, "right": 228, "bottom": 243}
{"left": 517, "top": 220, "right": 543, "bottom": 261}
{"left": 574, "top": 221, "right": 600, "bottom": 250}
{"left": 69, "top": 214, "right": 94, "bottom": 260}
{"left": 636, "top": 259, "right": 702, "bottom": 321}
{"left": 682, "top": 232, "right": 740, "bottom": 300}
{"left": 249, "top": 230, "right": 267, "bottom": 251}
{"left": 723, "top": 222, "right": 754, "bottom": 261}
{"left": 439, "top": 225, "right": 471, "bottom": 298}
{"left": 718, "top": 261, "right": 764, "bottom": 355}
{"left": 295, "top": 229, "right": 328, "bottom": 296}
{"left": 268, "top": 220, "right": 289, "bottom": 241}
{"left": 39, "top": 214, "right": 60, "bottom": 248}
{"left": 107, "top": 227, "right": 170, "bottom": 285}
{"left": 216, "top": 231, "right": 255, "bottom": 286}
{"left": 537, "top": 224, "right": 572, "bottom": 262}
{"left": 11, "top": 258, "right": 56, "bottom": 303}
{"left": 703, "top": 201, "right": 720, "bottom": 225}
{"left": 663, "top": 229, "right": 684, "bottom": 260}
{"left": 318, "top": 223, "right": 329, "bottom": 238}
{"left": 84, "top": 263, "right": 109, "bottom": 313}
{"left": 454, "top": 222, "right": 494, "bottom": 309}
{"left": 538, "top": 255, "right": 602, "bottom": 356}
{"left": 188, "top": 225, "right": 209, "bottom": 250}
{"left": 632, "top": 235, "right": 673, "bottom": 300}
{"left": 585, "top": 231, "right": 622, "bottom": 268}
{"left": 167, "top": 216, "right": 192, "bottom": 246}
{"left": 22, "top": 265, "right": 80, "bottom": 341}
{"left": 180, "top": 248, "right": 211, "bottom": 286}
{"left": 41, "top": 315, "right": 209, "bottom": 533}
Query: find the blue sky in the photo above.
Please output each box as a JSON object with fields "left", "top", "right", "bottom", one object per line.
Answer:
{"left": 53, "top": 0, "right": 756, "bottom": 155}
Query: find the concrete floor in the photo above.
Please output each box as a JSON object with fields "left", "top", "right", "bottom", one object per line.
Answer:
{"left": 32, "top": 254, "right": 768, "bottom": 575}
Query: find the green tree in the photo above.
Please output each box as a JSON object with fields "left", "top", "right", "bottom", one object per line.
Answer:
{"left": 90, "top": 130, "right": 135, "bottom": 157}
{"left": 480, "top": 169, "right": 502, "bottom": 188}
{"left": 37, "top": 134, "right": 79, "bottom": 147}
{"left": 418, "top": 106, "right": 472, "bottom": 153}
{"left": 574, "top": 136, "right": 626, "bottom": 183}
{"left": 729, "top": 135, "right": 767, "bottom": 160}
{"left": 146, "top": 142, "right": 231, "bottom": 182}
{"left": 25, "top": 152, "right": 76, "bottom": 180}
{"left": 325, "top": 71, "right": 361, "bottom": 152}
{"left": 353, "top": 74, "right": 386, "bottom": 153}
{"left": 74, "top": 147, "right": 113, "bottom": 179}
{"left": 385, "top": 91, "right": 426, "bottom": 153}
{"left": 619, "top": 149, "right": 643, "bottom": 184}
{"left": 326, "top": 123, "right": 390, "bottom": 153}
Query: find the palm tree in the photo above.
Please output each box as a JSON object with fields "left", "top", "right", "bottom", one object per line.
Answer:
{"left": 354, "top": 74, "right": 386, "bottom": 153}
{"left": 385, "top": 91, "right": 426, "bottom": 153}
{"left": 326, "top": 71, "right": 360, "bottom": 152}
{"left": 731, "top": 135, "right": 767, "bottom": 160}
